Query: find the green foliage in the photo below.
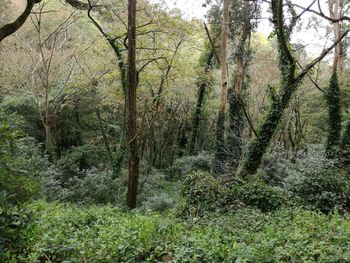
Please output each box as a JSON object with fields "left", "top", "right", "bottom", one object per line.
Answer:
{"left": 53, "top": 144, "right": 107, "bottom": 186}
{"left": 230, "top": 182, "right": 285, "bottom": 212}
{"left": 7, "top": 201, "right": 350, "bottom": 262}
{"left": 178, "top": 171, "right": 230, "bottom": 217}
{"left": 44, "top": 168, "right": 124, "bottom": 205}
{"left": 140, "top": 193, "right": 175, "bottom": 213}
{"left": 326, "top": 72, "right": 341, "bottom": 159}
{"left": 285, "top": 167, "right": 350, "bottom": 213}
{"left": 170, "top": 152, "right": 213, "bottom": 179}
{"left": 0, "top": 206, "right": 32, "bottom": 261}
{"left": 138, "top": 170, "right": 177, "bottom": 212}
{"left": 0, "top": 112, "right": 46, "bottom": 207}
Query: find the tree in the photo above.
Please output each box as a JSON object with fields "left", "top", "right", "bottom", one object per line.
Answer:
{"left": 126, "top": 0, "right": 139, "bottom": 209}
{"left": 213, "top": 0, "right": 230, "bottom": 174}
{"left": 237, "top": 0, "right": 349, "bottom": 177}
{"left": 325, "top": 0, "right": 343, "bottom": 158}
{"left": 227, "top": 0, "right": 255, "bottom": 170}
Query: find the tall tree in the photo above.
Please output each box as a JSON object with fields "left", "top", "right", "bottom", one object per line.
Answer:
{"left": 126, "top": 0, "right": 139, "bottom": 209}
{"left": 326, "top": 0, "right": 342, "bottom": 158}
{"left": 213, "top": 0, "right": 230, "bottom": 174}
{"left": 227, "top": 0, "right": 255, "bottom": 170}
{"left": 237, "top": 0, "right": 349, "bottom": 177}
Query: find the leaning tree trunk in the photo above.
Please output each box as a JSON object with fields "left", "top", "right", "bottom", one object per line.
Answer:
{"left": 237, "top": 0, "right": 349, "bottom": 177}
{"left": 212, "top": 0, "right": 230, "bottom": 174}
{"left": 126, "top": 0, "right": 140, "bottom": 209}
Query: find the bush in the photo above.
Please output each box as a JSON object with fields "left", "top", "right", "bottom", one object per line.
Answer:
{"left": 137, "top": 170, "right": 177, "bottom": 212}
{"left": 170, "top": 152, "right": 213, "bottom": 180}
{"left": 140, "top": 193, "right": 175, "bottom": 212}
{"left": 0, "top": 206, "right": 32, "bottom": 261}
{"left": 230, "top": 182, "right": 286, "bottom": 212}
{"left": 44, "top": 167, "right": 124, "bottom": 205}
{"left": 284, "top": 167, "right": 350, "bottom": 213}
{"left": 0, "top": 112, "right": 47, "bottom": 207}
{"left": 54, "top": 145, "right": 107, "bottom": 186}
{"left": 178, "top": 171, "right": 230, "bottom": 217}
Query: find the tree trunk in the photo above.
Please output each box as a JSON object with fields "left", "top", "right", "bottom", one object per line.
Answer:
{"left": 237, "top": 0, "right": 349, "bottom": 177}
{"left": 189, "top": 50, "right": 214, "bottom": 155}
{"left": 227, "top": 27, "right": 250, "bottom": 171}
{"left": 326, "top": 0, "right": 342, "bottom": 159}
{"left": 326, "top": 73, "right": 341, "bottom": 158}
{"left": 126, "top": 0, "right": 139, "bottom": 209}
{"left": 212, "top": 0, "right": 230, "bottom": 174}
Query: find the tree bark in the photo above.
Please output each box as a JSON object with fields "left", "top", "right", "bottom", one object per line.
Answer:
{"left": 0, "top": 0, "right": 41, "bottom": 42}
{"left": 227, "top": 26, "right": 250, "bottom": 171}
{"left": 237, "top": 0, "right": 349, "bottom": 177}
{"left": 213, "top": 0, "right": 230, "bottom": 174}
{"left": 126, "top": 0, "right": 139, "bottom": 209}
{"left": 189, "top": 50, "right": 214, "bottom": 155}
{"left": 326, "top": 0, "right": 342, "bottom": 158}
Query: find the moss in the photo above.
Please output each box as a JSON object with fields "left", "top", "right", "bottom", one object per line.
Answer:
{"left": 325, "top": 72, "right": 341, "bottom": 159}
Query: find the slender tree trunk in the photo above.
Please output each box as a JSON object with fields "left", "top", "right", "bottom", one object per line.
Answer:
{"left": 213, "top": 0, "right": 229, "bottom": 174}
{"left": 189, "top": 50, "right": 214, "bottom": 155}
{"left": 126, "top": 0, "right": 139, "bottom": 209}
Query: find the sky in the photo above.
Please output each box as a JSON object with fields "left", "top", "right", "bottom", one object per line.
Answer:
{"left": 150, "top": 0, "right": 332, "bottom": 55}
{"left": 149, "top": 0, "right": 209, "bottom": 20}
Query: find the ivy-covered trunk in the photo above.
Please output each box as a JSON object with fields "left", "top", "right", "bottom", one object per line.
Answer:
{"left": 237, "top": 0, "right": 348, "bottom": 177}
{"left": 325, "top": 73, "right": 341, "bottom": 159}
{"left": 227, "top": 26, "right": 250, "bottom": 170}
{"left": 212, "top": 0, "right": 230, "bottom": 174}
{"left": 189, "top": 50, "right": 214, "bottom": 155}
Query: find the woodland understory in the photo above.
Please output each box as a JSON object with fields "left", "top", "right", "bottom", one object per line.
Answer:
{"left": 2, "top": 0, "right": 350, "bottom": 262}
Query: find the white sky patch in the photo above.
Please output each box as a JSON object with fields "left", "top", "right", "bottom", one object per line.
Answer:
{"left": 149, "top": 0, "right": 209, "bottom": 20}
{"left": 150, "top": 0, "right": 333, "bottom": 56}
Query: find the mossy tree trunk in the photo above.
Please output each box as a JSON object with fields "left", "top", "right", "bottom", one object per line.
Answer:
{"left": 326, "top": 0, "right": 343, "bottom": 159}
{"left": 326, "top": 73, "right": 341, "bottom": 158}
{"left": 227, "top": 26, "right": 250, "bottom": 171}
{"left": 237, "top": 0, "right": 349, "bottom": 177}
{"left": 213, "top": 0, "right": 230, "bottom": 174}
{"left": 189, "top": 50, "right": 214, "bottom": 155}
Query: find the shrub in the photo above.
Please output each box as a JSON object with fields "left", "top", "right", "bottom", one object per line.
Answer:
{"left": 230, "top": 182, "right": 286, "bottom": 212}
{"left": 0, "top": 206, "right": 33, "bottom": 262}
{"left": 170, "top": 152, "right": 213, "bottom": 180}
{"left": 0, "top": 112, "right": 47, "bottom": 207}
{"left": 284, "top": 167, "right": 350, "bottom": 213}
{"left": 7, "top": 201, "right": 350, "bottom": 262}
{"left": 54, "top": 145, "right": 107, "bottom": 186}
{"left": 140, "top": 193, "right": 175, "bottom": 212}
{"left": 178, "top": 171, "right": 229, "bottom": 217}
{"left": 44, "top": 167, "right": 124, "bottom": 205}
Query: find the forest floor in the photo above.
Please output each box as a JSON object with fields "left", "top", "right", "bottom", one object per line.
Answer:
{"left": 10, "top": 200, "right": 350, "bottom": 262}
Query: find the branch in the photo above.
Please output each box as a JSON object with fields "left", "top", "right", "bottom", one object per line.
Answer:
{"left": 296, "top": 61, "right": 325, "bottom": 93}
{"left": 0, "top": 0, "right": 41, "bottom": 42}
{"left": 294, "top": 1, "right": 350, "bottom": 23}
{"left": 204, "top": 22, "right": 220, "bottom": 65}
{"left": 296, "top": 29, "right": 350, "bottom": 80}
